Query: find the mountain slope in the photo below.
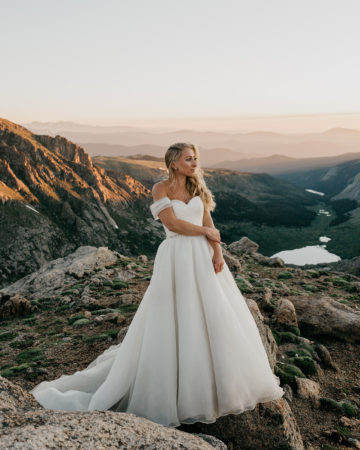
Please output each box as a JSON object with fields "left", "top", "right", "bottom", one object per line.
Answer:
{"left": 93, "top": 156, "right": 321, "bottom": 256}
{"left": 276, "top": 158, "right": 360, "bottom": 198}
{"left": 0, "top": 118, "right": 155, "bottom": 288}
{"left": 272, "top": 157, "right": 360, "bottom": 256}
{"left": 93, "top": 156, "right": 318, "bottom": 227}
{"left": 275, "top": 157, "right": 360, "bottom": 225}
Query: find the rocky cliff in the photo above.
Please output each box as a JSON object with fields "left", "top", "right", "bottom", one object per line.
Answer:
{"left": 0, "top": 118, "right": 159, "bottom": 288}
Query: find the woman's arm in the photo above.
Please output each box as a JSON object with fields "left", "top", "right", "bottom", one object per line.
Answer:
{"left": 202, "top": 208, "right": 222, "bottom": 253}
{"left": 162, "top": 212, "right": 214, "bottom": 237}
{"left": 203, "top": 208, "right": 225, "bottom": 273}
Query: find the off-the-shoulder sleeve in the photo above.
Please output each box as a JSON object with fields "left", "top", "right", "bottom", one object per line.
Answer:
{"left": 150, "top": 196, "right": 172, "bottom": 220}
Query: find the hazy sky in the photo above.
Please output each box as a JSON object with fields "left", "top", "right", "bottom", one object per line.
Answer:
{"left": 1, "top": 0, "right": 360, "bottom": 131}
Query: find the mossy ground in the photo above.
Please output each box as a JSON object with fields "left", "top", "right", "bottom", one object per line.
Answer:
{"left": 236, "top": 253, "right": 360, "bottom": 448}
{"left": 0, "top": 257, "right": 148, "bottom": 389}
{"left": 0, "top": 252, "right": 359, "bottom": 448}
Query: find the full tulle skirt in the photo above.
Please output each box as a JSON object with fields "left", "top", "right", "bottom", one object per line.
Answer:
{"left": 30, "top": 234, "right": 284, "bottom": 427}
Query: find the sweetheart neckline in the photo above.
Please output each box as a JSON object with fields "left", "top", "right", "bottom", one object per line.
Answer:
{"left": 170, "top": 196, "right": 200, "bottom": 206}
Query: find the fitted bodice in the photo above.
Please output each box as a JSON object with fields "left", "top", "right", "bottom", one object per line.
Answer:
{"left": 150, "top": 195, "right": 204, "bottom": 239}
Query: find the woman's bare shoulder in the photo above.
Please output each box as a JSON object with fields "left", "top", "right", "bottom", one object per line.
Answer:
{"left": 152, "top": 180, "right": 170, "bottom": 201}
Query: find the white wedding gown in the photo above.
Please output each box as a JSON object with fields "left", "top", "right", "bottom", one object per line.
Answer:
{"left": 30, "top": 195, "right": 284, "bottom": 427}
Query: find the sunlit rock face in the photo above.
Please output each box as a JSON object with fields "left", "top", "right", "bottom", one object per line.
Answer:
{"left": 0, "top": 119, "right": 153, "bottom": 288}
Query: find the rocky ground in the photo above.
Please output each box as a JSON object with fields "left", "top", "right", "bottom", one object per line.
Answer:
{"left": 0, "top": 240, "right": 359, "bottom": 449}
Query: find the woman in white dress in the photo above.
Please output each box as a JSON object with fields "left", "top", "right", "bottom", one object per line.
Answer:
{"left": 30, "top": 142, "right": 284, "bottom": 428}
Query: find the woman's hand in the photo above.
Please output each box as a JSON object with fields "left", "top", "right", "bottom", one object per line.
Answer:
{"left": 204, "top": 226, "right": 221, "bottom": 243}
{"left": 212, "top": 249, "right": 225, "bottom": 273}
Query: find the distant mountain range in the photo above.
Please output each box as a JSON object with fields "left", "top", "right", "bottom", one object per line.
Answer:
{"left": 84, "top": 143, "right": 254, "bottom": 167}
{"left": 210, "top": 151, "right": 360, "bottom": 174}
{"left": 23, "top": 121, "right": 360, "bottom": 160}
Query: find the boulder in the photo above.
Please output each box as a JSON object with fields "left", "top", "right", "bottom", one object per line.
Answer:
{"left": 339, "top": 416, "right": 360, "bottom": 429}
{"left": 295, "top": 377, "right": 321, "bottom": 402}
{"left": 274, "top": 298, "right": 298, "bottom": 328}
{"left": 268, "top": 257, "right": 285, "bottom": 267}
{"left": 228, "top": 237, "right": 259, "bottom": 255}
{"left": 252, "top": 287, "right": 273, "bottom": 312}
{"left": 0, "top": 246, "right": 119, "bottom": 300}
{"left": 252, "top": 252, "right": 270, "bottom": 264}
{"left": 178, "top": 397, "right": 304, "bottom": 450}
{"left": 0, "top": 376, "right": 226, "bottom": 449}
{"left": 0, "top": 293, "right": 35, "bottom": 319}
{"left": 314, "top": 343, "right": 339, "bottom": 371}
{"left": 117, "top": 293, "right": 142, "bottom": 305}
{"left": 66, "top": 247, "right": 118, "bottom": 278}
{"left": 262, "top": 287, "right": 273, "bottom": 304}
{"left": 288, "top": 295, "right": 360, "bottom": 343}
{"left": 137, "top": 254, "right": 148, "bottom": 264}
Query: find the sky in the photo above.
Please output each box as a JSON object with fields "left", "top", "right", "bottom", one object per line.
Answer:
{"left": 1, "top": 0, "right": 360, "bottom": 132}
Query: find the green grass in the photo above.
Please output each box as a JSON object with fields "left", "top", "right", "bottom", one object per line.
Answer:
{"left": 82, "top": 329, "right": 119, "bottom": 343}
{"left": 15, "top": 348, "right": 45, "bottom": 363}
{"left": 0, "top": 331, "right": 17, "bottom": 341}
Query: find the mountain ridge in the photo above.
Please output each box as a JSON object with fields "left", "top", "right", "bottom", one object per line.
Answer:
{"left": 0, "top": 118, "right": 155, "bottom": 288}
{"left": 23, "top": 121, "right": 360, "bottom": 158}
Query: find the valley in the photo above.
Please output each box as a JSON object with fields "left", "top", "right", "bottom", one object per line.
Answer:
{"left": 1, "top": 117, "right": 360, "bottom": 289}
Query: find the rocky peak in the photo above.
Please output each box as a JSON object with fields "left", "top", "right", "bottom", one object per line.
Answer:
{"left": 0, "top": 118, "right": 154, "bottom": 288}
{"left": 35, "top": 134, "right": 93, "bottom": 169}
{"left": 0, "top": 117, "right": 149, "bottom": 205}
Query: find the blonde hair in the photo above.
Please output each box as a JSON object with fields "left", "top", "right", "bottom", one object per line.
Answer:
{"left": 164, "top": 142, "right": 216, "bottom": 212}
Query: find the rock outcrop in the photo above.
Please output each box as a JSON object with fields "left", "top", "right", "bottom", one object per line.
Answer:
{"left": 178, "top": 398, "right": 304, "bottom": 450}
{"left": 228, "top": 237, "right": 259, "bottom": 255}
{"left": 0, "top": 293, "right": 35, "bottom": 319}
{"left": 0, "top": 246, "right": 121, "bottom": 300}
{"left": 330, "top": 256, "right": 360, "bottom": 277}
{"left": 246, "top": 298, "right": 280, "bottom": 369}
{"left": 288, "top": 295, "right": 360, "bottom": 343}
{"left": 0, "top": 376, "right": 226, "bottom": 449}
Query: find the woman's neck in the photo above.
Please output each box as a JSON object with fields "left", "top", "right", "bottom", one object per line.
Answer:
{"left": 170, "top": 174, "right": 187, "bottom": 190}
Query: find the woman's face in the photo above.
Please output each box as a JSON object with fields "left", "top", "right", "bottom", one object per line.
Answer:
{"left": 173, "top": 148, "right": 198, "bottom": 176}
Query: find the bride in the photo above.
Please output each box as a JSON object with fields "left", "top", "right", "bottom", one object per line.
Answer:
{"left": 30, "top": 142, "right": 284, "bottom": 427}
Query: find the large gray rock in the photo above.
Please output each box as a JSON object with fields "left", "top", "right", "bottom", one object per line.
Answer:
{"left": 178, "top": 398, "right": 304, "bottom": 450}
{"left": 268, "top": 257, "right": 285, "bottom": 267}
{"left": 0, "top": 246, "right": 119, "bottom": 300}
{"left": 0, "top": 376, "right": 226, "bottom": 450}
{"left": 228, "top": 237, "right": 259, "bottom": 255}
{"left": 288, "top": 295, "right": 360, "bottom": 343}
